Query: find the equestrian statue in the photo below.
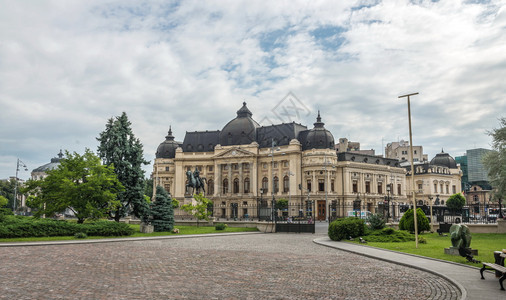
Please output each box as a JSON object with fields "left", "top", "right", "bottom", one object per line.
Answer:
{"left": 186, "top": 168, "right": 206, "bottom": 195}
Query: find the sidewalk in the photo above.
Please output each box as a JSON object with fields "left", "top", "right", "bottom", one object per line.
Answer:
{"left": 314, "top": 237, "right": 505, "bottom": 300}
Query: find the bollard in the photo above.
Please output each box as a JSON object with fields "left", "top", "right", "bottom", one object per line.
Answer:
{"left": 493, "top": 251, "right": 504, "bottom": 277}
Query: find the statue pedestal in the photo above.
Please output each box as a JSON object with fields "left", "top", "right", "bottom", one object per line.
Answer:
{"left": 140, "top": 223, "right": 154, "bottom": 233}
{"left": 444, "top": 247, "right": 478, "bottom": 256}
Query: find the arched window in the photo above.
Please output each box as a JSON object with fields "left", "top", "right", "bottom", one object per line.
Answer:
{"left": 273, "top": 176, "right": 279, "bottom": 193}
{"left": 244, "top": 177, "right": 250, "bottom": 193}
{"left": 223, "top": 179, "right": 229, "bottom": 194}
{"left": 283, "top": 175, "right": 289, "bottom": 193}
{"left": 262, "top": 177, "right": 268, "bottom": 193}
{"left": 207, "top": 179, "right": 214, "bottom": 195}
{"left": 233, "top": 178, "right": 239, "bottom": 194}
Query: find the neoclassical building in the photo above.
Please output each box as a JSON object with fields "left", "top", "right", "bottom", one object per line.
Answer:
{"left": 404, "top": 150, "right": 462, "bottom": 207}
{"left": 152, "top": 103, "right": 408, "bottom": 221}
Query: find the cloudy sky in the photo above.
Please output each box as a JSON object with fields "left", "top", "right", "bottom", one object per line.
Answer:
{"left": 1, "top": 0, "right": 505, "bottom": 180}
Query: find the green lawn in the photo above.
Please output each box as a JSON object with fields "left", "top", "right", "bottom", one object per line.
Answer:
{"left": 351, "top": 232, "right": 506, "bottom": 266}
{"left": 0, "top": 224, "right": 258, "bottom": 243}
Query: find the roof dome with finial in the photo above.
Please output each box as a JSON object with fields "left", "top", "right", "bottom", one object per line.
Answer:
{"left": 430, "top": 149, "right": 457, "bottom": 168}
{"left": 302, "top": 111, "right": 335, "bottom": 150}
{"left": 156, "top": 126, "right": 180, "bottom": 159}
{"left": 219, "top": 102, "right": 260, "bottom": 146}
{"left": 33, "top": 150, "right": 64, "bottom": 173}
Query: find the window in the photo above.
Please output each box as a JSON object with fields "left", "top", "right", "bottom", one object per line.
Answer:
{"left": 208, "top": 179, "right": 214, "bottom": 195}
{"left": 223, "top": 165, "right": 229, "bottom": 170}
{"left": 418, "top": 183, "right": 423, "bottom": 192}
{"left": 164, "top": 184, "right": 170, "bottom": 192}
{"left": 446, "top": 185, "right": 449, "bottom": 194}
{"left": 283, "top": 161, "right": 289, "bottom": 168}
{"left": 307, "top": 180, "right": 312, "bottom": 192}
{"left": 244, "top": 178, "right": 250, "bottom": 193}
{"left": 434, "top": 183, "right": 438, "bottom": 193}
{"left": 473, "top": 195, "right": 479, "bottom": 202}
{"left": 273, "top": 162, "right": 278, "bottom": 168}
{"left": 452, "top": 185, "right": 456, "bottom": 194}
{"left": 352, "top": 180, "right": 358, "bottom": 193}
{"left": 283, "top": 175, "right": 289, "bottom": 193}
{"left": 263, "top": 163, "right": 267, "bottom": 169}
{"left": 222, "top": 179, "right": 229, "bottom": 194}
{"left": 440, "top": 184, "right": 444, "bottom": 194}
{"left": 273, "top": 176, "right": 279, "bottom": 193}
{"left": 243, "top": 163, "right": 249, "bottom": 169}
{"left": 378, "top": 183, "right": 383, "bottom": 194}
{"left": 233, "top": 178, "right": 239, "bottom": 194}
{"left": 365, "top": 181, "right": 371, "bottom": 193}
{"left": 232, "top": 164, "right": 238, "bottom": 170}
{"left": 414, "top": 150, "right": 417, "bottom": 154}
{"left": 397, "top": 184, "right": 402, "bottom": 195}
{"left": 165, "top": 166, "right": 170, "bottom": 171}
{"left": 262, "top": 177, "right": 269, "bottom": 193}
{"left": 331, "top": 180, "right": 335, "bottom": 192}
{"left": 208, "top": 166, "right": 213, "bottom": 172}
{"left": 318, "top": 179, "right": 325, "bottom": 192}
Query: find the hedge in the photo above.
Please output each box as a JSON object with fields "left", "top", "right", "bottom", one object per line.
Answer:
{"left": 0, "top": 216, "right": 134, "bottom": 238}
{"left": 328, "top": 217, "right": 366, "bottom": 241}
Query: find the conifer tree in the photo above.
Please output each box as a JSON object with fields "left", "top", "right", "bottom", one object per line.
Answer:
{"left": 483, "top": 117, "right": 506, "bottom": 201}
{"left": 97, "top": 112, "right": 149, "bottom": 222}
{"left": 151, "top": 186, "right": 174, "bottom": 232}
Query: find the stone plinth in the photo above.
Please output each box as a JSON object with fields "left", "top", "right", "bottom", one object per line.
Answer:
{"left": 140, "top": 223, "right": 154, "bottom": 233}
{"left": 444, "top": 247, "right": 478, "bottom": 256}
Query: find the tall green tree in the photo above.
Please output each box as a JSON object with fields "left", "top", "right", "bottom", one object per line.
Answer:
{"left": 483, "top": 117, "right": 506, "bottom": 201}
{"left": 399, "top": 208, "right": 430, "bottom": 234}
{"left": 446, "top": 193, "right": 466, "bottom": 211}
{"left": 181, "top": 193, "right": 213, "bottom": 227}
{"left": 97, "top": 112, "right": 149, "bottom": 222}
{"left": 22, "top": 149, "right": 123, "bottom": 224}
{"left": 151, "top": 186, "right": 174, "bottom": 232}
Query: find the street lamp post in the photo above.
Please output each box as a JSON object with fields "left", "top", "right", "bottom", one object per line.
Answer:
{"left": 384, "top": 184, "right": 392, "bottom": 223}
{"left": 354, "top": 193, "right": 362, "bottom": 218}
{"left": 399, "top": 92, "right": 419, "bottom": 248}
{"left": 13, "top": 158, "right": 28, "bottom": 213}
{"left": 270, "top": 138, "right": 281, "bottom": 223}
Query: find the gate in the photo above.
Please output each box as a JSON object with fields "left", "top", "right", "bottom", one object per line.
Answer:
{"left": 275, "top": 202, "right": 315, "bottom": 233}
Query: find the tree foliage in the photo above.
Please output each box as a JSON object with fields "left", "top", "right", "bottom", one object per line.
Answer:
{"left": 181, "top": 193, "right": 213, "bottom": 227}
{"left": 483, "top": 117, "right": 506, "bottom": 201}
{"left": 446, "top": 193, "right": 466, "bottom": 210}
{"left": 22, "top": 149, "right": 124, "bottom": 224}
{"left": 0, "top": 195, "right": 7, "bottom": 208}
{"left": 275, "top": 198, "right": 288, "bottom": 210}
{"left": 97, "top": 112, "right": 149, "bottom": 221}
{"left": 151, "top": 186, "right": 174, "bottom": 232}
{"left": 399, "top": 208, "right": 430, "bottom": 234}
{"left": 0, "top": 179, "right": 15, "bottom": 210}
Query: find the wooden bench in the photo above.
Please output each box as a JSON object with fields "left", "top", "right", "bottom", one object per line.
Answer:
{"left": 480, "top": 252, "right": 506, "bottom": 290}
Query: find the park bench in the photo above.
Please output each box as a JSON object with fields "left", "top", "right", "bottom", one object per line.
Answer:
{"left": 480, "top": 252, "right": 506, "bottom": 290}
{"left": 437, "top": 222, "right": 451, "bottom": 235}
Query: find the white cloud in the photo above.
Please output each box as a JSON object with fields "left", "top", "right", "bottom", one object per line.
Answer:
{"left": 0, "top": 0, "right": 504, "bottom": 180}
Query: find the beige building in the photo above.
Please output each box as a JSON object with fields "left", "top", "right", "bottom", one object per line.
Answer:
{"left": 385, "top": 140, "right": 428, "bottom": 162}
{"left": 404, "top": 150, "right": 462, "bottom": 210}
{"left": 153, "top": 103, "right": 408, "bottom": 221}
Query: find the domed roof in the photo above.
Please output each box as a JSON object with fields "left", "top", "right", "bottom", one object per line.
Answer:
{"left": 33, "top": 150, "right": 64, "bottom": 173}
{"left": 219, "top": 102, "right": 260, "bottom": 146}
{"left": 430, "top": 149, "right": 457, "bottom": 168}
{"left": 303, "top": 111, "right": 335, "bottom": 150}
{"left": 156, "top": 127, "right": 179, "bottom": 159}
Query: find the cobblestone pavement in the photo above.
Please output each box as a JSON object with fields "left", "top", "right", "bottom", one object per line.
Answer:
{"left": 0, "top": 233, "right": 461, "bottom": 299}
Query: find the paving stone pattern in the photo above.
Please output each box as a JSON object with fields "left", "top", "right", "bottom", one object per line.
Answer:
{"left": 1, "top": 233, "right": 461, "bottom": 299}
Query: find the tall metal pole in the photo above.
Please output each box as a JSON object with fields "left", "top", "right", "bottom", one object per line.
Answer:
{"left": 399, "top": 92, "right": 419, "bottom": 248}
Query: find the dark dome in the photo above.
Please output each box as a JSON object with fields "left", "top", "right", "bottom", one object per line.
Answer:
{"left": 219, "top": 102, "right": 260, "bottom": 146}
{"left": 156, "top": 127, "right": 179, "bottom": 159}
{"left": 33, "top": 150, "right": 63, "bottom": 172}
{"left": 430, "top": 149, "right": 457, "bottom": 168}
{"left": 303, "top": 112, "right": 335, "bottom": 150}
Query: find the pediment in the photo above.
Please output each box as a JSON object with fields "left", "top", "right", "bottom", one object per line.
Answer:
{"left": 213, "top": 147, "right": 256, "bottom": 159}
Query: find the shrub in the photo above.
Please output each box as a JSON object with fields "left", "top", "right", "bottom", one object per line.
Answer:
{"left": 367, "top": 214, "right": 386, "bottom": 230}
{"left": 74, "top": 232, "right": 88, "bottom": 239}
{"left": 363, "top": 228, "right": 415, "bottom": 242}
{"left": 328, "top": 217, "right": 366, "bottom": 241}
{"left": 399, "top": 208, "right": 430, "bottom": 234}
{"left": 215, "top": 223, "right": 227, "bottom": 230}
{"left": 0, "top": 216, "right": 133, "bottom": 238}
{"left": 418, "top": 236, "right": 427, "bottom": 244}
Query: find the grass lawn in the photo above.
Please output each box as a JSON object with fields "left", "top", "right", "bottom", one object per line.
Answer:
{"left": 0, "top": 224, "right": 258, "bottom": 243}
{"left": 352, "top": 232, "right": 506, "bottom": 267}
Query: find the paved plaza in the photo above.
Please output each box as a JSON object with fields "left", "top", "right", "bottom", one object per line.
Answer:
{"left": 0, "top": 232, "right": 463, "bottom": 300}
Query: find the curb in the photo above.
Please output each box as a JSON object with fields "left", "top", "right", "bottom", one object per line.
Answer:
{"left": 0, "top": 231, "right": 263, "bottom": 247}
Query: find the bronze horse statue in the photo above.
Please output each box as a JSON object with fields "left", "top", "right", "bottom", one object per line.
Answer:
{"left": 186, "top": 168, "right": 206, "bottom": 195}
